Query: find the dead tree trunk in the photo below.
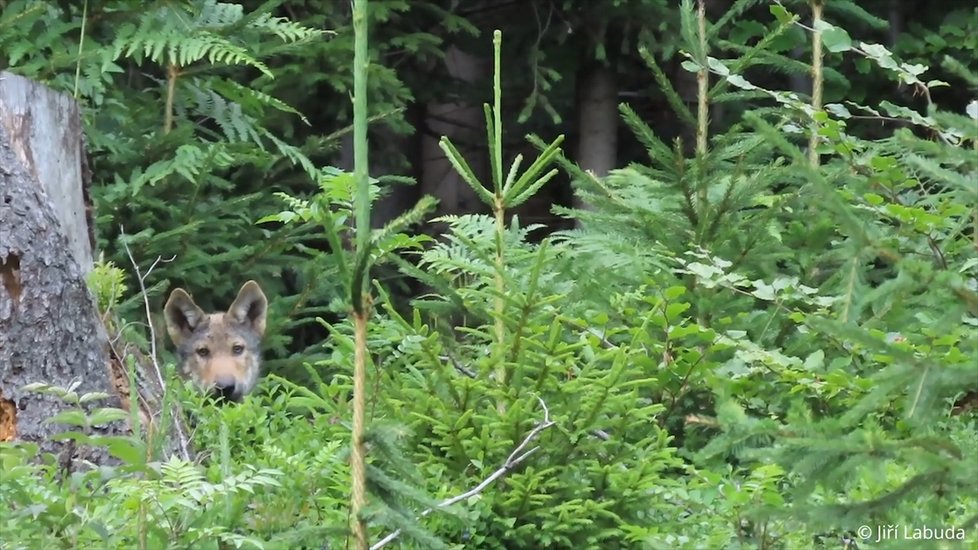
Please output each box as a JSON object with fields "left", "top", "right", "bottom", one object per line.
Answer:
{"left": 0, "top": 72, "right": 122, "bottom": 465}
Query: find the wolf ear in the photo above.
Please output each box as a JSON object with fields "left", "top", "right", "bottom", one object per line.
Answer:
{"left": 227, "top": 280, "right": 267, "bottom": 337}
{"left": 164, "top": 288, "right": 206, "bottom": 346}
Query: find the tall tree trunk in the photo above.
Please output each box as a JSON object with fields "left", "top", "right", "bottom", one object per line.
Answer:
{"left": 887, "top": 0, "right": 902, "bottom": 48}
{"left": 0, "top": 73, "right": 122, "bottom": 465}
{"left": 420, "top": 45, "right": 488, "bottom": 217}
{"left": 574, "top": 63, "right": 618, "bottom": 218}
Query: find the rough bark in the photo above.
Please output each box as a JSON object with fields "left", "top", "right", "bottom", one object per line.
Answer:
{"left": 0, "top": 71, "right": 94, "bottom": 274}
{"left": 0, "top": 73, "right": 121, "bottom": 465}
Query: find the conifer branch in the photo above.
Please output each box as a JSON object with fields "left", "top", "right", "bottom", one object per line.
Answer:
{"left": 370, "top": 397, "right": 556, "bottom": 549}
{"left": 491, "top": 30, "right": 508, "bottom": 391}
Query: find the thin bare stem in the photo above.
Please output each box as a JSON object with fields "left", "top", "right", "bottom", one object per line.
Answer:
{"left": 72, "top": 0, "right": 88, "bottom": 99}
{"left": 809, "top": 0, "right": 824, "bottom": 167}
{"left": 695, "top": 0, "right": 709, "bottom": 158}
{"left": 164, "top": 64, "right": 177, "bottom": 134}
{"left": 351, "top": 311, "right": 369, "bottom": 549}
{"left": 120, "top": 228, "right": 190, "bottom": 460}
{"left": 349, "top": 0, "right": 372, "bottom": 545}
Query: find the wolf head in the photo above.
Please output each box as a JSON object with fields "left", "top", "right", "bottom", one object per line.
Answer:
{"left": 164, "top": 281, "right": 267, "bottom": 402}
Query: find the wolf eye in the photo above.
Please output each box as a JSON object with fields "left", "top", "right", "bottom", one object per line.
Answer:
{"left": 196, "top": 347, "right": 210, "bottom": 358}
{"left": 231, "top": 344, "right": 245, "bottom": 355}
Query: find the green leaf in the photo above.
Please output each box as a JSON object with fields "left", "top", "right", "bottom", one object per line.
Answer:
{"left": 44, "top": 410, "right": 88, "bottom": 427}
{"left": 79, "top": 392, "right": 111, "bottom": 404}
{"left": 680, "top": 59, "right": 701, "bottom": 73}
{"left": 864, "top": 193, "right": 884, "bottom": 205}
{"left": 825, "top": 103, "right": 852, "bottom": 118}
{"left": 820, "top": 25, "right": 852, "bottom": 53}
{"left": 665, "top": 302, "right": 691, "bottom": 319}
{"left": 100, "top": 437, "right": 147, "bottom": 465}
{"left": 751, "top": 280, "right": 776, "bottom": 300}
{"left": 88, "top": 408, "right": 130, "bottom": 426}
{"left": 664, "top": 286, "right": 687, "bottom": 300}
{"left": 803, "top": 350, "right": 825, "bottom": 371}
{"left": 707, "top": 57, "right": 729, "bottom": 76}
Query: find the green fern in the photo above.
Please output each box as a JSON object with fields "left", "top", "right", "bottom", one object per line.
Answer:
{"left": 110, "top": 0, "right": 321, "bottom": 75}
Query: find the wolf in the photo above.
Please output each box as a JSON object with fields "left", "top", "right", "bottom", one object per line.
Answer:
{"left": 164, "top": 281, "right": 267, "bottom": 402}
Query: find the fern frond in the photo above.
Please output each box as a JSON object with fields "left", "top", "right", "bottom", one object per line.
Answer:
{"left": 110, "top": 0, "right": 320, "bottom": 77}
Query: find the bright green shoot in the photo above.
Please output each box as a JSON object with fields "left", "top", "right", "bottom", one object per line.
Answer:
{"left": 437, "top": 29, "right": 564, "bottom": 389}
{"left": 437, "top": 30, "right": 564, "bottom": 213}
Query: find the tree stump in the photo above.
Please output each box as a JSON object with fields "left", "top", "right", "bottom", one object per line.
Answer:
{"left": 0, "top": 72, "right": 120, "bottom": 465}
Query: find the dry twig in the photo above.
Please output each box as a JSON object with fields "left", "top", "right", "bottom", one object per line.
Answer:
{"left": 120, "top": 229, "right": 192, "bottom": 461}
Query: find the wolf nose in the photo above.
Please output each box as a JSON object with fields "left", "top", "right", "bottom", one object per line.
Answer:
{"left": 213, "top": 376, "right": 238, "bottom": 401}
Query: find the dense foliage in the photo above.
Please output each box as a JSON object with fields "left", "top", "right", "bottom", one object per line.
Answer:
{"left": 1, "top": 0, "right": 975, "bottom": 548}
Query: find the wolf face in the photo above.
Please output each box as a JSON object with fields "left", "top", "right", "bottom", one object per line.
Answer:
{"left": 164, "top": 281, "right": 267, "bottom": 402}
